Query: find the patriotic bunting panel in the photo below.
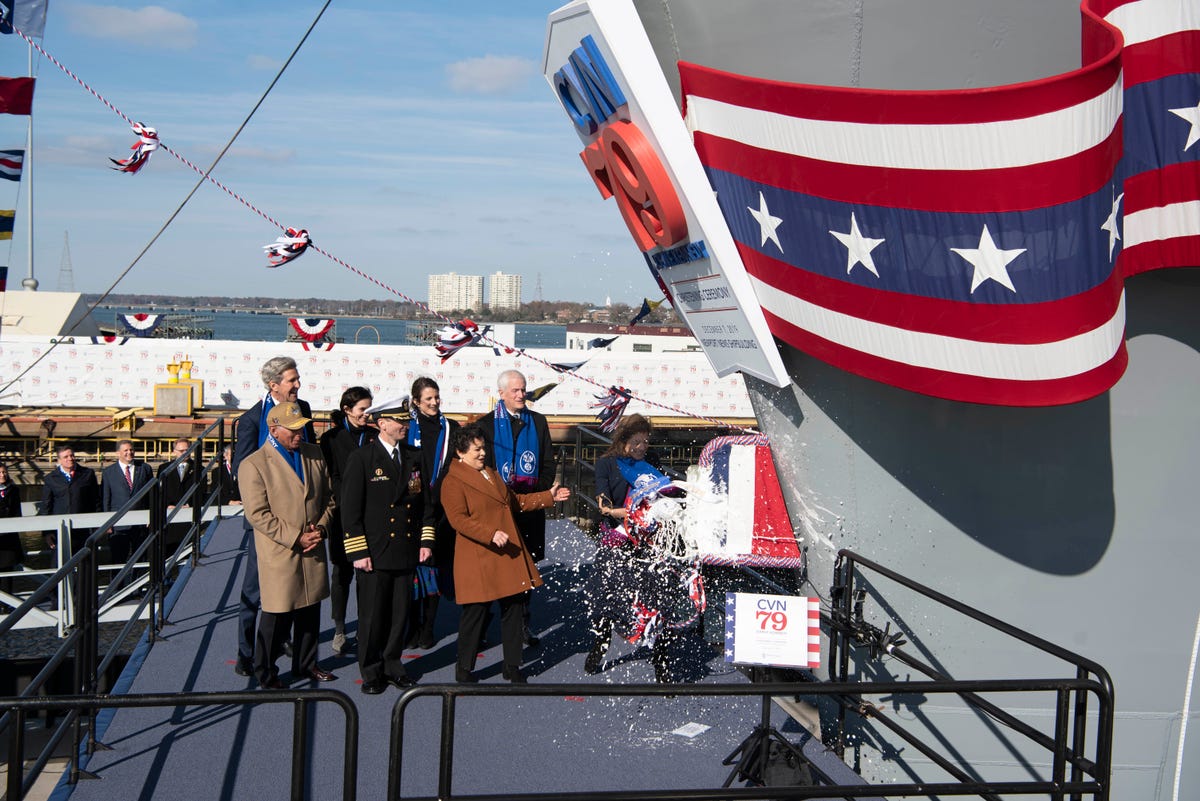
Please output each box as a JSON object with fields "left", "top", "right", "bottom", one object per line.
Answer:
{"left": 118, "top": 313, "right": 162, "bottom": 336}
{"left": 300, "top": 341, "right": 335, "bottom": 352}
{"left": 263, "top": 227, "right": 312, "bottom": 268}
{"left": 434, "top": 319, "right": 490, "bottom": 363}
{"left": 89, "top": 335, "right": 129, "bottom": 346}
{"left": 288, "top": 317, "right": 335, "bottom": 342}
{"left": 110, "top": 122, "right": 158, "bottom": 174}
{"left": 592, "top": 385, "right": 632, "bottom": 433}
{"left": 679, "top": 0, "right": 1200, "bottom": 407}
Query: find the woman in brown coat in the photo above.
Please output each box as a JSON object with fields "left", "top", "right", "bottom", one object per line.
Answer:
{"left": 440, "top": 425, "right": 569, "bottom": 683}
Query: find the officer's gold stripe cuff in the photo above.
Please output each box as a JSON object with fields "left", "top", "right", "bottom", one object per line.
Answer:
{"left": 343, "top": 536, "right": 367, "bottom": 551}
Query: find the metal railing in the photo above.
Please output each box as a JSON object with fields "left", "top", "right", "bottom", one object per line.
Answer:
{"left": 0, "top": 419, "right": 231, "bottom": 799}
{"left": 1, "top": 690, "right": 358, "bottom": 801}
{"left": 826, "top": 550, "right": 1115, "bottom": 800}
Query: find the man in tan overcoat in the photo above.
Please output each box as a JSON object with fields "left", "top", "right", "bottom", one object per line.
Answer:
{"left": 239, "top": 402, "right": 337, "bottom": 688}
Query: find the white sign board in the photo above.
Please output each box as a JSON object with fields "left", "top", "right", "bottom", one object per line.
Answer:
{"left": 724, "top": 592, "right": 820, "bottom": 669}
{"left": 543, "top": 0, "right": 789, "bottom": 387}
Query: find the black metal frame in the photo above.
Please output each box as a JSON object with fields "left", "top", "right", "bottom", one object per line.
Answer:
{"left": 827, "top": 550, "right": 1115, "bottom": 801}
{"left": 388, "top": 678, "right": 1110, "bottom": 801}
{"left": 0, "top": 419, "right": 229, "bottom": 798}
{"left": 1, "top": 690, "right": 359, "bottom": 801}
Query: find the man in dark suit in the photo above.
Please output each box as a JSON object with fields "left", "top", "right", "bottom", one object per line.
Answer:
{"left": 157, "top": 438, "right": 206, "bottom": 554}
{"left": 39, "top": 445, "right": 100, "bottom": 554}
{"left": 478, "top": 369, "right": 555, "bottom": 647}
{"left": 340, "top": 397, "right": 432, "bottom": 694}
{"left": 101, "top": 439, "right": 154, "bottom": 566}
{"left": 231, "top": 356, "right": 316, "bottom": 678}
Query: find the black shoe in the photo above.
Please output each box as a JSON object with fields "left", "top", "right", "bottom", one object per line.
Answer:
{"left": 417, "top": 633, "right": 436, "bottom": 650}
{"left": 234, "top": 660, "right": 252, "bottom": 678}
{"left": 455, "top": 668, "right": 477, "bottom": 683}
{"left": 306, "top": 668, "right": 338, "bottom": 682}
{"left": 502, "top": 666, "right": 527, "bottom": 684}
{"left": 523, "top": 632, "right": 541, "bottom": 648}
{"left": 361, "top": 678, "right": 387, "bottom": 695}
{"left": 388, "top": 674, "right": 417, "bottom": 689}
{"left": 260, "top": 676, "right": 285, "bottom": 690}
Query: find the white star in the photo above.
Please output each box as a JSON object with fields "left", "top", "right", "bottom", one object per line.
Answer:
{"left": 830, "top": 212, "right": 886, "bottom": 277}
{"left": 747, "top": 192, "right": 784, "bottom": 252}
{"left": 1100, "top": 191, "right": 1123, "bottom": 261}
{"left": 1169, "top": 100, "right": 1200, "bottom": 151}
{"left": 725, "top": 648, "right": 734, "bottom": 657}
{"left": 950, "top": 225, "right": 1024, "bottom": 294}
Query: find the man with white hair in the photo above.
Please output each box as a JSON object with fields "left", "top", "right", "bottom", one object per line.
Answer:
{"left": 478, "top": 369, "right": 555, "bottom": 647}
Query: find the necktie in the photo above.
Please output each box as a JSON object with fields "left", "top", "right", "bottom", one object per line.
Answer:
{"left": 179, "top": 464, "right": 186, "bottom": 481}
{"left": 392, "top": 448, "right": 401, "bottom": 469}
{"left": 125, "top": 464, "right": 133, "bottom": 489}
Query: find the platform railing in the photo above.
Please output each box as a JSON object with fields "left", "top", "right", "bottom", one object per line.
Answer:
{"left": 389, "top": 679, "right": 1111, "bottom": 801}
{"left": 827, "top": 550, "right": 1115, "bottom": 801}
{"left": 1, "top": 690, "right": 359, "bottom": 801}
{"left": 0, "top": 419, "right": 229, "bottom": 799}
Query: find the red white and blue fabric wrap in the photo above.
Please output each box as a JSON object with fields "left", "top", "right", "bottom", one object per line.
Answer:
{"left": 679, "top": 0, "right": 1200, "bottom": 406}
{"left": 110, "top": 122, "right": 158, "bottom": 174}
{"left": 591, "top": 385, "right": 632, "bottom": 434}
{"left": 288, "top": 317, "right": 335, "bottom": 342}
{"left": 434, "top": 319, "right": 488, "bottom": 363}
{"left": 264, "top": 227, "right": 312, "bottom": 268}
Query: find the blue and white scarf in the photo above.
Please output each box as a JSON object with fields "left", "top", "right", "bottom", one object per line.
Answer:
{"left": 267, "top": 434, "right": 304, "bottom": 483}
{"left": 491, "top": 402, "right": 539, "bottom": 490}
{"left": 408, "top": 412, "right": 451, "bottom": 486}
{"left": 617, "top": 457, "right": 671, "bottom": 506}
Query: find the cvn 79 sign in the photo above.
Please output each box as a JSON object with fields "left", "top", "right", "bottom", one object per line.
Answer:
{"left": 553, "top": 35, "right": 688, "bottom": 253}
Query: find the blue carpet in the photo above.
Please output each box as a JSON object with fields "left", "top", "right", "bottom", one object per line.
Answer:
{"left": 56, "top": 518, "right": 832, "bottom": 800}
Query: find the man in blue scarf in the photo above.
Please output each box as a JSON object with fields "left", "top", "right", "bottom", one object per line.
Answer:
{"left": 479, "top": 369, "right": 555, "bottom": 647}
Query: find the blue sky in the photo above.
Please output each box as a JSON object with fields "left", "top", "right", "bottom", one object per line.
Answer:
{"left": 0, "top": 1, "right": 642, "bottom": 305}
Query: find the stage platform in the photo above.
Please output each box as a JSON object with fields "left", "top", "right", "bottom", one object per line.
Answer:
{"left": 50, "top": 516, "right": 858, "bottom": 800}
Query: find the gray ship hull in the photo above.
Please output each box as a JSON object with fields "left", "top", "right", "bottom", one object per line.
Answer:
{"left": 571, "top": 1, "right": 1198, "bottom": 797}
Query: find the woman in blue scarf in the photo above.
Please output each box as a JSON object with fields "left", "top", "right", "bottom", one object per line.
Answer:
{"left": 586, "top": 414, "right": 681, "bottom": 682}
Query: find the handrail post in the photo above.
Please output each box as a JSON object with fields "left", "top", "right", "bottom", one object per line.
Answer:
{"left": 191, "top": 436, "right": 203, "bottom": 567}
{"left": 1052, "top": 687, "right": 1069, "bottom": 801}
{"left": 83, "top": 540, "right": 101, "bottom": 753}
{"left": 148, "top": 481, "right": 162, "bottom": 642}
{"left": 7, "top": 707, "right": 25, "bottom": 800}
{"left": 291, "top": 698, "right": 309, "bottom": 801}
{"left": 1071, "top": 665, "right": 1089, "bottom": 801}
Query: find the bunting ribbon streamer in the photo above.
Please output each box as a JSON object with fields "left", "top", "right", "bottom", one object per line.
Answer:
{"left": 287, "top": 317, "right": 335, "bottom": 342}
{"left": 264, "top": 227, "right": 312, "bottom": 267}
{"left": 110, "top": 122, "right": 158, "bottom": 174}
{"left": 592, "top": 385, "right": 633, "bottom": 434}
{"left": 434, "top": 319, "right": 490, "bottom": 363}
{"left": 118, "top": 313, "right": 162, "bottom": 336}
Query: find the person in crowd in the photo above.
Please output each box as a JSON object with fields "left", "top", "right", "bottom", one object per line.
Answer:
{"left": 101, "top": 439, "right": 154, "bottom": 568}
{"left": 403, "top": 376, "right": 459, "bottom": 649}
{"left": 440, "top": 425, "right": 569, "bottom": 684}
{"left": 218, "top": 444, "right": 240, "bottom": 505}
{"left": 39, "top": 445, "right": 100, "bottom": 554}
{"left": 158, "top": 438, "right": 205, "bottom": 555}
{"left": 239, "top": 402, "right": 337, "bottom": 689}
{"left": 319, "top": 385, "right": 376, "bottom": 657}
{"left": 585, "top": 414, "right": 684, "bottom": 683}
{"left": 0, "top": 463, "right": 24, "bottom": 603}
{"left": 232, "top": 356, "right": 316, "bottom": 678}
{"left": 340, "top": 396, "right": 431, "bottom": 694}
{"left": 478, "top": 369, "right": 555, "bottom": 647}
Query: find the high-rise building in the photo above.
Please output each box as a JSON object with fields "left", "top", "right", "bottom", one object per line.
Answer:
{"left": 428, "top": 272, "right": 484, "bottom": 312}
{"left": 488, "top": 272, "right": 522, "bottom": 311}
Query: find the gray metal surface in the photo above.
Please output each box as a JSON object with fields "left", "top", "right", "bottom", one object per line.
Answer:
{"left": 626, "top": 2, "right": 1200, "bottom": 799}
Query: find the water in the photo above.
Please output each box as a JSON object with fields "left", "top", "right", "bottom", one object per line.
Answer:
{"left": 99, "top": 307, "right": 567, "bottom": 348}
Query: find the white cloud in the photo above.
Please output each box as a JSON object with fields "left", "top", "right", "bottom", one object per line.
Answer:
{"left": 246, "top": 54, "right": 280, "bottom": 72}
{"left": 445, "top": 55, "right": 536, "bottom": 95}
{"left": 68, "top": 4, "right": 198, "bottom": 49}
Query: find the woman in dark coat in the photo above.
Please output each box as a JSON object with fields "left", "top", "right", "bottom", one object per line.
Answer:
{"left": 440, "top": 425, "right": 569, "bottom": 683}
{"left": 586, "top": 414, "right": 685, "bottom": 683}
{"left": 318, "top": 385, "right": 376, "bottom": 656}
{"left": 403, "top": 376, "right": 460, "bottom": 648}
{"left": 0, "top": 463, "right": 24, "bottom": 600}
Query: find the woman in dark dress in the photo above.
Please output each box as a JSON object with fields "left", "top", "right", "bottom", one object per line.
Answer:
{"left": 0, "top": 463, "right": 25, "bottom": 602}
{"left": 318, "top": 385, "right": 376, "bottom": 656}
{"left": 586, "top": 414, "right": 689, "bottom": 682}
{"left": 402, "top": 376, "right": 460, "bottom": 648}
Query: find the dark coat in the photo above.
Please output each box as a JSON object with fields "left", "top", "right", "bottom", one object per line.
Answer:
{"left": 440, "top": 459, "right": 550, "bottom": 605}
{"left": 412, "top": 412, "right": 460, "bottom": 555}
{"left": 477, "top": 406, "right": 555, "bottom": 562}
{"left": 39, "top": 465, "right": 100, "bottom": 517}
{"left": 233, "top": 397, "right": 316, "bottom": 476}
{"left": 0, "top": 482, "right": 23, "bottom": 568}
{"left": 157, "top": 459, "right": 206, "bottom": 508}
{"left": 339, "top": 438, "right": 431, "bottom": 571}
{"left": 318, "top": 420, "right": 377, "bottom": 558}
{"left": 102, "top": 461, "right": 154, "bottom": 514}
{"left": 218, "top": 461, "right": 240, "bottom": 504}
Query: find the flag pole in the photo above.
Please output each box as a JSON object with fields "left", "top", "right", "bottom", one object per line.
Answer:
{"left": 22, "top": 37, "right": 35, "bottom": 290}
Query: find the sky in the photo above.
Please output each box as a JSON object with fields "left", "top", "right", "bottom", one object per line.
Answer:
{"left": 0, "top": 1, "right": 643, "bottom": 306}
